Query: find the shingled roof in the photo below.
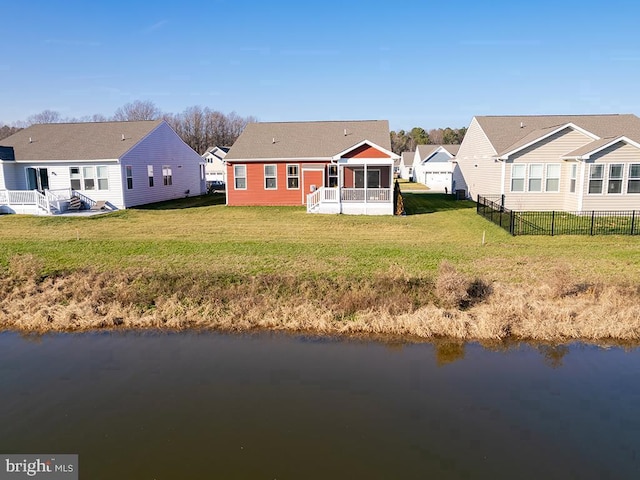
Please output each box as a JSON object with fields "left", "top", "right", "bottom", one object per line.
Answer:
{"left": 475, "top": 114, "right": 640, "bottom": 157}
{"left": 0, "top": 120, "right": 163, "bottom": 161}
{"left": 225, "top": 120, "right": 392, "bottom": 160}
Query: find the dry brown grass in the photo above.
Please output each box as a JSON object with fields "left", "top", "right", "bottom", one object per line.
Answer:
{"left": 2, "top": 255, "right": 639, "bottom": 344}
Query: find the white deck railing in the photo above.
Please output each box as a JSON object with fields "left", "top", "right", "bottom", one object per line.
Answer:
{"left": 341, "top": 188, "right": 391, "bottom": 202}
{"left": 0, "top": 190, "right": 51, "bottom": 214}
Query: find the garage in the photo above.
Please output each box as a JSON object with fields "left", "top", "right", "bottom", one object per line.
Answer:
{"left": 424, "top": 171, "right": 452, "bottom": 192}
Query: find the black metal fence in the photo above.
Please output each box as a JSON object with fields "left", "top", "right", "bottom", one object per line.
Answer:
{"left": 477, "top": 195, "right": 639, "bottom": 236}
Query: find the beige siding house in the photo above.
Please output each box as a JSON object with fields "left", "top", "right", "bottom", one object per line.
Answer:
{"left": 456, "top": 114, "right": 640, "bottom": 211}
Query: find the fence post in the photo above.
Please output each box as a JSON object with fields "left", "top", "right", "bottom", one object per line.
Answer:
{"left": 590, "top": 211, "right": 595, "bottom": 236}
{"left": 510, "top": 210, "right": 515, "bottom": 235}
{"left": 632, "top": 210, "right": 636, "bottom": 236}
{"left": 500, "top": 194, "right": 505, "bottom": 212}
{"left": 551, "top": 211, "right": 555, "bottom": 236}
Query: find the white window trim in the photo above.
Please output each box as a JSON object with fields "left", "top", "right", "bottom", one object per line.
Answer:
{"left": 544, "top": 163, "right": 561, "bottom": 193}
{"left": 569, "top": 164, "right": 577, "bottom": 193}
{"left": 588, "top": 164, "right": 604, "bottom": 195}
{"left": 286, "top": 164, "right": 300, "bottom": 190}
{"left": 510, "top": 164, "right": 526, "bottom": 193}
{"left": 264, "top": 164, "right": 277, "bottom": 190}
{"left": 163, "top": 165, "right": 173, "bottom": 186}
{"left": 125, "top": 165, "right": 133, "bottom": 190}
{"left": 628, "top": 163, "right": 640, "bottom": 194}
{"left": 148, "top": 165, "right": 154, "bottom": 188}
{"left": 607, "top": 163, "right": 624, "bottom": 195}
{"left": 234, "top": 164, "right": 247, "bottom": 190}
{"left": 528, "top": 163, "right": 543, "bottom": 192}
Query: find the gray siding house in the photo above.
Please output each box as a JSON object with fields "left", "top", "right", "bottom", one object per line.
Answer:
{"left": 456, "top": 114, "right": 640, "bottom": 211}
{"left": 0, "top": 120, "right": 206, "bottom": 214}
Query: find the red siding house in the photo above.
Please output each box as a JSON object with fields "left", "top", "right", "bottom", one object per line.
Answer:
{"left": 224, "top": 120, "right": 399, "bottom": 215}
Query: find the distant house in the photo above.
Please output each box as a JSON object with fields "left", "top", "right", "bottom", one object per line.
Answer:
{"left": 224, "top": 120, "right": 399, "bottom": 215}
{"left": 411, "top": 144, "right": 461, "bottom": 193}
{"left": 202, "top": 146, "right": 229, "bottom": 187}
{"left": 456, "top": 114, "right": 640, "bottom": 211}
{"left": 0, "top": 120, "right": 206, "bottom": 215}
{"left": 398, "top": 152, "right": 414, "bottom": 180}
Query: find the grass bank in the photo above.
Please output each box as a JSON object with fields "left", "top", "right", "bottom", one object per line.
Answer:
{"left": 1, "top": 193, "right": 639, "bottom": 343}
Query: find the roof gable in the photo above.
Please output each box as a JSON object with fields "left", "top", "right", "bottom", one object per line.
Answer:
{"left": 416, "top": 144, "right": 459, "bottom": 163}
{"left": 562, "top": 136, "right": 640, "bottom": 159}
{"left": 332, "top": 140, "right": 398, "bottom": 160}
{"left": 497, "top": 123, "right": 599, "bottom": 159}
{"left": 475, "top": 114, "right": 640, "bottom": 158}
{"left": 225, "top": 120, "right": 393, "bottom": 160}
{"left": 0, "top": 120, "right": 164, "bottom": 161}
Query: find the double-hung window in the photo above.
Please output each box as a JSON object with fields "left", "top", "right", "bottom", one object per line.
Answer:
{"left": 511, "top": 164, "right": 525, "bottom": 192}
{"left": 588, "top": 164, "right": 604, "bottom": 194}
{"left": 163, "top": 166, "right": 173, "bottom": 186}
{"left": 234, "top": 165, "right": 246, "bottom": 189}
{"left": 545, "top": 164, "right": 560, "bottom": 192}
{"left": 148, "top": 165, "right": 154, "bottom": 187}
{"left": 70, "top": 167, "right": 81, "bottom": 190}
{"left": 607, "top": 164, "right": 623, "bottom": 194}
{"left": 97, "top": 166, "right": 109, "bottom": 190}
{"left": 83, "top": 166, "right": 96, "bottom": 190}
{"left": 125, "top": 165, "right": 133, "bottom": 190}
{"left": 528, "top": 164, "right": 543, "bottom": 192}
{"left": 287, "top": 165, "right": 299, "bottom": 189}
{"left": 628, "top": 164, "right": 640, "bottom": 194}
{"left": 264, "top": 165, "right": 277, "bottom": 189}
{"left": 328, "top": 165, "right": 338, "bottom": 187}
{"left": 569, "top": 164, "right": 577, "bottom": 193}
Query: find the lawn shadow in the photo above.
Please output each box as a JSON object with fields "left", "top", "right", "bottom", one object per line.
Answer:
{"left": 402, "top": 192, "right": 476, "bottom": 215}
{"left": 132, "top": 193, "right": 226, "bottom": 210}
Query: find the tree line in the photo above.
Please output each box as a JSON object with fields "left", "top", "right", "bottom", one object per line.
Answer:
{"left": 390, "top": 126, "right": 467, "bottom": 154}
{"left": 1, "top": 100, "right": 466, "bottom": 155}
{"left": 0, "top": 100, "right": 257, "bottom": 154}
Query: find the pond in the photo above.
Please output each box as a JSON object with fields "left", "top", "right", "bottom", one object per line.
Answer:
{"left": 1, "top": 331, "right": 639, "bottom": 479}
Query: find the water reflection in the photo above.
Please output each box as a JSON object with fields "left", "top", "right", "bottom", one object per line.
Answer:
{"left": 0, "top": 331, "right": 638, "bottom": 480}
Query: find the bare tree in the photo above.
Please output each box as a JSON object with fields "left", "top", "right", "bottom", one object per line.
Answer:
{"left": 26, "top": 109, "right": 62, "bottom": 125}
{"left": 113, "top": 100, "right": 162, "bottom": 121}
{"left": 0, "top": 125, "right": 22, "bottom": 141}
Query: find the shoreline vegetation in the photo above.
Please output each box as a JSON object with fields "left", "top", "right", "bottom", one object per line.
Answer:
{"left": 1, "top": 193, "right": 639, "bottom": 345}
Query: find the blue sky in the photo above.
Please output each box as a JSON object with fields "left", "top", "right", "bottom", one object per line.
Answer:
{"left": 2, "top": 0, "right": 640, "bottom": 131}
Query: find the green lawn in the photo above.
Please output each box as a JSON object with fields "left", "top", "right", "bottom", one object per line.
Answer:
{"left": 1, "top": 193, "right": 638, "bottom": 284}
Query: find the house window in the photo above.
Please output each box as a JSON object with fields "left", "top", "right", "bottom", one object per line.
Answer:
{"left": 545, "top": 164, "right": 560, "bottom": 192}
{"left": 628, "top": 164, "right": 640, "bottom": 194}
{"left": 569, "top": 164, "right": 577, "bottom": 193}
{"left": 528, "top": 164, "right": 543, "bottom": 192}
{"left": 328, "top": 165, "right": 338, "bottom": 187}
{"left": 83, "top": 166, "right": 95, "bottom": 190}
{"left": 148, "top": 165, "right": 154, "bottom": 187}
{"left": 511, "top": 164, "right": 525, "bottom": 192}
{"left": 588, "top": 164, "right": 604, "bottom": 194}
{"left": 163, "top": 165, "right": 173, "bottom": 186}
{"left": 607, "top": 164, "right": 623, "bottom": 194}
{"left": 234, "top": 165, "right": 246, "bottom": 189}
{"left": 70, "top": 167, "right": 81, "bottom": 190}
{"left": 264, "top": 164, "right": 277, "bottom": 189}
{"left": 125, "top": 166, "right": 133, "bottom": 190}
{"left": 97, "top": 166, "right": 109, "bottom": 190}
{"left": 287, "top": 164, "right": 299, "bottom": 189}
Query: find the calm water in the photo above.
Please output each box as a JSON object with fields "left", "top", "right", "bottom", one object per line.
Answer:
{"left": 1, "top": 331, "right": 639, "bottom": 479}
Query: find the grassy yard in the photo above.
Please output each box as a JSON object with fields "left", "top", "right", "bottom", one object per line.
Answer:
{"left": 1, "top": 193, "right": 639, "bottom": 341}
{"left": 0, "top": 192, "right": 637, "bottom": 282}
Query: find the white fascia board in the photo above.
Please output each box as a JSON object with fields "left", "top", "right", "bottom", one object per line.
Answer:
{"left": 14, "top": 158, "right": 119, "bottom": 163}
{"left": 498, "top": 123, "right": 600, "bottom": 160}
{"left": 338, "top": 158, "right": 394, "bottom": 166}
{"left": 421, "top": 146, "right": 455, "bottom": 164}
{"left": 224, "top": 157, "right": 330, "bottom": 163}
{"left": 331, "top": 140, "right": 399, "bottom": 160}
{"left": 564, "top": 136, "right": 640, "bottom": 160}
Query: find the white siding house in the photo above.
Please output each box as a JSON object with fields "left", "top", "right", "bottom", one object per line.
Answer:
{"left": 411, "top": 144, "right": 461, "bottom": 193}
{"left": 0, "top": 120, "right": 206, "bottom": 215}
{"left": 456, "top": 114, "right": 640, "bottom": 211}
{"left": 202, "top": 146, "right": 229, "bottom": 186}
